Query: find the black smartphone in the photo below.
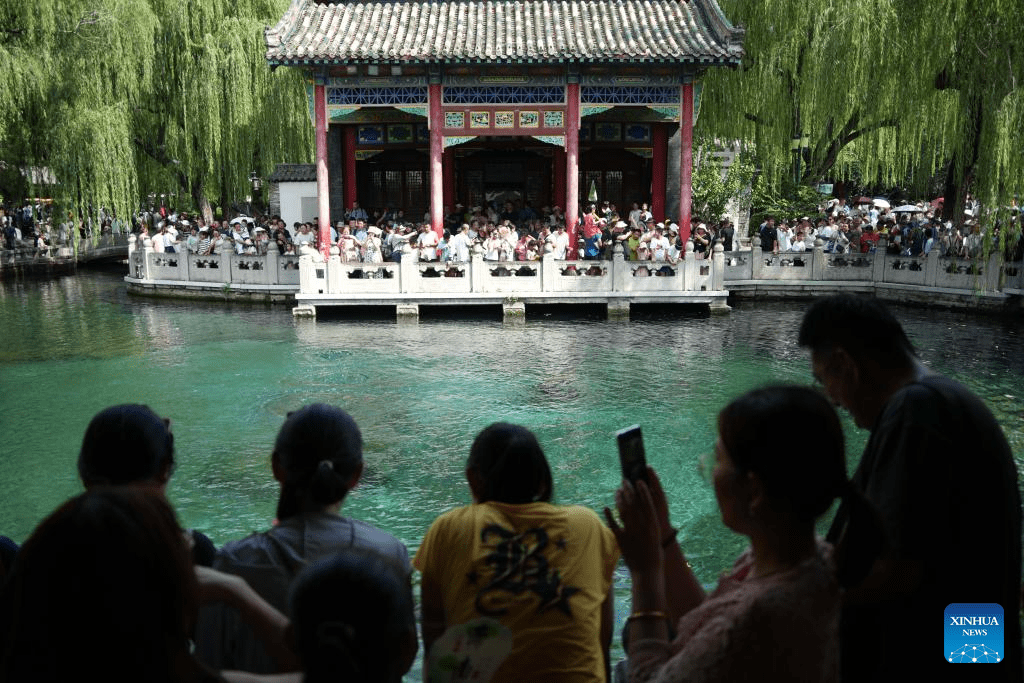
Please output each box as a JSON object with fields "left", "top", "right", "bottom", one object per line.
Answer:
{"left": 616, "top": 424, "right": 648, "bottom": 484}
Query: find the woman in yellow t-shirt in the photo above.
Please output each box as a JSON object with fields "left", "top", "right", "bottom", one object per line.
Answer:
{"left": 416, "top": 423, "right": 620, "bottom": 683}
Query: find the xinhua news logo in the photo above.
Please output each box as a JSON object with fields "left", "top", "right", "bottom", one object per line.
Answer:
{"left": 945, "top": 603, "right": 1004, "bottom": 663}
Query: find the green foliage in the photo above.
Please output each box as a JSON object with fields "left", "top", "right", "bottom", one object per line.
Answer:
{"left": 691, "top": 140, "right": 755, "bottom": 223}
{"left": 749, "top": 178, "right": 823, "bottom": 234}
{"left": 701, "top": 0, "right": 1022, "bottom": 223}
{"left": 0, "top": 0, "right": 313, "bottom": 222}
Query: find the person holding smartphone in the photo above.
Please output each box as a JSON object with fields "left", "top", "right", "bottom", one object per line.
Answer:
{"left": 606, "top": 386, "right": 879, "bottom": 683}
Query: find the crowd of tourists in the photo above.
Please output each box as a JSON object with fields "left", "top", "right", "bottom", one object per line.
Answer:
{"left": 757, "top": 196, "right": 1023, "bottom": 261}
{"left": 5, "top": 192, "right": 1020, "bottom": 266}
{"left": 120, "top": 198, "right": 737, "bottom": 268}
{"left": 0, "top": 295, "right": 1019, "bottom": 683}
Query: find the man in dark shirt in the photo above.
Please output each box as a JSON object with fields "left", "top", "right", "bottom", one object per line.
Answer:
{"left": 718, "top": 218, "right": 735, "bottom": 251}
{"left": 799, "top": 294, "right": 1022, "bottom": 682}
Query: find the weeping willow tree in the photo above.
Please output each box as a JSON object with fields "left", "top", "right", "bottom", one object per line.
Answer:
{"left": 0, "top": 0, "right": 312, "bottom": 223}
{"left": 702, "top": 0, "right": 1022, "bottom": 223}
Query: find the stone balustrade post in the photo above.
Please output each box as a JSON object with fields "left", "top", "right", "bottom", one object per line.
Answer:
{"left": 811, "top": 238, "right": 825, "bottom": 280}
{"left": 219, "top": 244, "right": 233, "bottom": 283}
{"left": 298, "top": 245, "right": 320, "bottom": 294}
{"left": 399, "top": 242, "right": 417, "bottom": 293}
{"left": 540, "top": 248, "right": 556, "bottom": 292}
{"left": 266, "top": 240, "right": 281, "bottom": 285}
{"left": 142, "top": 237, "right": 154, "bottom": 281}
{"left": 712, "top": 242, "right": 725, "bottom": 291}
{"left": 683, "top": 241, "right": 696, "bottom": 290}
{"left": 925, "top": 247, "right": 940, "bottom": 286}
{"left": 751, "top": 236, "right": 763, "bottom": 279}
{"left": 326, "top": 246, "right": 342, "bottom": 294}
{"left": 179, "top": 246, "right": 191, "bottom": 281}
{"left": 612, "top": 243, "right": 627, "bottom": 291}
{"left": 469, "top": 243, "right": 487, "bottom": 292}
{"left": 986, "top": 250, "right": 1002, "bottom": 292}
{"left": 872, "top": 239, "right": 887, "bottom": 282}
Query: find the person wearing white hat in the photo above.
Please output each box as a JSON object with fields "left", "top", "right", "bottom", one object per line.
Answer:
{"left": 363, "top": 225, "right": 383, "bottom": 264}
{"left": 693, "top": 223, "right": 711, "bottom": 259}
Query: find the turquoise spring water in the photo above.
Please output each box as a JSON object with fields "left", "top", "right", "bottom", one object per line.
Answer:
{"left": 2, "top": 269, "right": 1022, "bottom": 675}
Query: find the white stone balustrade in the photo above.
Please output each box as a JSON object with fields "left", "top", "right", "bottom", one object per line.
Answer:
{"left": 725, "top": 236, "right": 1016, "bottom": 294}
{"left": 294, "top": 241, "right": 723, "bottom": 296}
{"left": 125, "top": 233, "right": 1024, "bottom": 304}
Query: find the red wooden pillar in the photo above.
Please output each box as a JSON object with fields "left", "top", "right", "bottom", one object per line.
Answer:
{"left": 553, "top": 147, "right": 566, "bottom": 214}
{"left": 314, "top": 82, "right": 331, "bottom": 257}
{"left": 442, "top": 148, "right": 456, "bottom": 215}
{"left": 565, "top": 78, "right": 580, "bottom": 254}
{"left": 428, "top": 80, "right": 444, "bottom": 239}
{"left": 651, "top": 123, "right": 668, "bottom": 222}
{"left": 343, "top": 125, "right": 357, "bottom": 212}
{"left": 678, "top": 82, "right": 694, "bottom": 245}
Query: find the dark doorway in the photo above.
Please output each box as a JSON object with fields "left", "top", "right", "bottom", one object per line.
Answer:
{"left": 579, "top": 148, "right": 649, "bottom": 215}
{"left": 358, "top": 150, "right": 428, "bottom": 219}
{"left": 458, "top": 149, "right": 551, "bottom": 215}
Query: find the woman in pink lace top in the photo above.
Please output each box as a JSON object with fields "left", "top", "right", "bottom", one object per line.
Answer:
{"left": 607, "top": 386, "right": 873, "bottom": 682}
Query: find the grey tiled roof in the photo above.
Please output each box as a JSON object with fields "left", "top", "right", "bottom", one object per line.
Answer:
{"left": 268, "top": 164, "right": 317, "bottom": 183}
{"left": 266, "top": 0, "right": 744, "bottom": 66}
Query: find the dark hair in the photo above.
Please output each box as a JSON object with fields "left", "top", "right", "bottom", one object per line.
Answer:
{"left": 78, "top": 404, "right": 174, "bottom": 487}
{"left": 719, "top": 385, "right": 885, "bottom": 587}
{"left": 718, "top": 386, "right": 847, "bottom": 523}
{"left": 274, "top": 404, "right": 363, "bottom": 520}
{"left": 467, "top": 423, "right": 553, "bottom": 504}
{"left": 0, "top": 489, "right": 201, "bottom": 682}
{"left": 290, "top": 551, "right": 415, "bottom": 683}
{"left": 797, "top": 294, "right": 916, "bottom": 369}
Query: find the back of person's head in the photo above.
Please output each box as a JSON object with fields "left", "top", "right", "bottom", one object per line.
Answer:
{"left": 718, "top": 386, "right": 846, "bottom": 523}
{"left": 273, "top": 404, "right": 363, "bottom": 520}
{"left": 467, "top": 423, "right": 552, "bottom": 504}
{"left": 78, "top": 404, "right": 174, "bottom": 487}
{"left": 290, "top": 551, "right": 416, "bottom": 683}
{"left": 0, "top": 488, "right": 198, "bottom": 682}
{"left": 798, "top": 294, "right": 916, "bottom": 369}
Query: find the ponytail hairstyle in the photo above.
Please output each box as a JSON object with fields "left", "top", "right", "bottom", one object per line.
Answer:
{"left": 78, "top": 404, "right": 175, "bottom": 487}
{"left": 718, "top": 385, "right": 885, "bottom": 587}
{"left": 273, "top": 404, "right": 363, "bottom": 521}
{"left": 467, "top": 423, "right": 553, "bottom": 504}
{"left": 289, "top": 551, "right": 415, "bottom": 683}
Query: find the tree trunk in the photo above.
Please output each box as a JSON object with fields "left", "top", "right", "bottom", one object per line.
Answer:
{"left": 941, "top": 95, "right": 983, "bottom": 223}
{"left": 191, "top": 177, "right": 213, "bottom": 224}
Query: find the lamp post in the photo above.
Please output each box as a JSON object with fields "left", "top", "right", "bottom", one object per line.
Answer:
{"left": 249, "top": 171, "right": 263, "bottom": 216}
{"left": 791, "top": 134, "right": 810, "bottom": 185}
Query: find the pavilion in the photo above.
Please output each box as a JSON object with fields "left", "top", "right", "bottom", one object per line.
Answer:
{"left": 265, "top": 0, "right": 744, "bottom": 253}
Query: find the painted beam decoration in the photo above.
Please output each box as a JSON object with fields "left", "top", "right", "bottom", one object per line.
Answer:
{"left": 309, "top": 72, "right": 697, "bottom": 145}
{"left": 439, "top": 78, "right": 568, "bottom": 136}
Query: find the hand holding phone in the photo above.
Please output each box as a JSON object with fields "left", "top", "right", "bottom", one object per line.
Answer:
{"left": 616, "top": 424, "right": 649, "bottom": 484}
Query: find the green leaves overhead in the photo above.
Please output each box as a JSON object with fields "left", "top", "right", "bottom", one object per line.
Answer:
{"left": 0, "top": 0, "right": 312, "bottom": 219}
{"left": 703, "top": 0, "right": 1022, "bottom": 213}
